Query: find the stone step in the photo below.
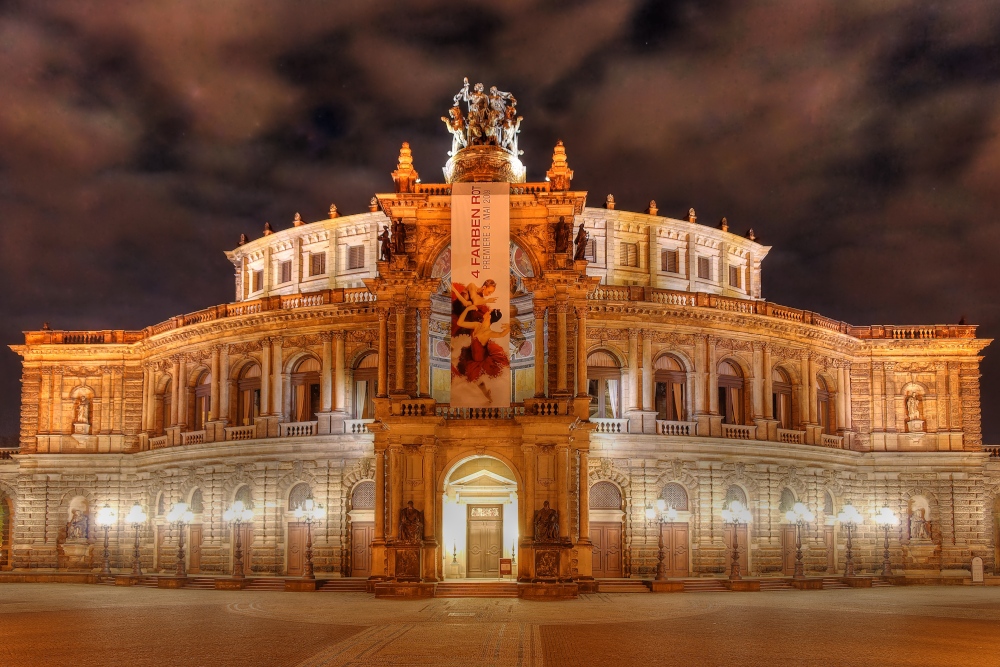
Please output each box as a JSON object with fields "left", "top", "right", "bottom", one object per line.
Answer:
{"left": 185, "top": 577, "right": 217, "bottom": 590}
{"left": 244, "top": 578, "right": 286, "bottom": 591}
{"left": 822, "top": 578, "right": 851, "bottom": 590}
{"left": 759, "top": 579, "right": 794, "bottom": 591}
{"left": 596, "top": 579, "right": 650, "bottom": 593}
{"left": 435, "top": 582, "right": 519, "bottom": 598}
{"left": 682, "top": 579, "right": 729, "bottom": 592}
{"left": 317, "top": 579, "right": 369, "bottom": 592}
{"left": 139, "top": 577, "right": 159, "bottom": 587}
{"left": 871, "top": 579, "right": 893, "bottom": 587}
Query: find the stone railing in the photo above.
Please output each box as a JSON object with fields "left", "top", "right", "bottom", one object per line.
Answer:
{"left": 344, "top": 419, "right": 374, "bottom": 434}
{"left": 279, "top": 421, "right": 317, "bottom": 437}
{"left": 821, "top": 434, "right": 845, "bottom": 448}
{"left": 777, "top": 429, "right": 805, "bottom": 444}
{"left": 985, "top": 446, "right": 1000, "bottom": 458}
{"left": 0, "top": 448, "right": 19, "bottom": 460}
{"left": 149, "top": 435, "right": 170, "bottom": 449}
{"left": 394, "top": 399, "right": 435, "bottom": 417}
{"left": 435, "top": 406, "right": 526, "bottom": 420}
{"left": 180, "top": 430, "right": 206, "bottom": 445}
{"left": 722, "top": 423, "right": 756, "bottom": 440}
{"left": 592, "top": 418, "right": 629, "bottom": 434}
{"left": 225, "top": 425, "right": 257, "bottom": 441}
{"left": 523, "top": 398, "right": 572, "bottom": 416}
{"left": 656, "top": 420, "right": 697, "bottom": 436}
{"left": 344, "top": 288, "right": 377, "bottom": 303}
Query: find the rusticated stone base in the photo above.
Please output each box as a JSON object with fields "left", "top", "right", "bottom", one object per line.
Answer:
{"left": 284, "top": 579, "right": 317, "bottom": 592}
{"left": 791, "top": 579, "right": 824, "bottom": 590}
{"left": 214, "top": 578, "right": 247, "bottom": 590}
{"left": 518, "top": 582, "right": 578, "bottom": 600}
{"left": 840, "top": 577, "right": 873, "bottom": 588}
{"left": 373, "top": 582, "right": 435, "bottom": 599}
{"left": 722, "top": 580, "right": 760, "bottom": 592}
{"left": 157, "top": 577, "right": 187, "bottom": 589}
{"left": 650, "top": 580, "right": 685, "bottom": 593}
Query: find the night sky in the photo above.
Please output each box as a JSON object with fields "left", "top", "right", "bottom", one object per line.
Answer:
{"left": 2, "top": 1, "right": 999, "bottom": 443}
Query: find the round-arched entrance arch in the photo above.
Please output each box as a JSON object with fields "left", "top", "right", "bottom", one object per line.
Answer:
{"left": 441, "top": 455, "right": 519, "bottom": 579}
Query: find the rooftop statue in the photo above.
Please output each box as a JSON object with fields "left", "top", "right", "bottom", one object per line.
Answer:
{"left": 448, "top": 78, "right": 523, "bottom": 157}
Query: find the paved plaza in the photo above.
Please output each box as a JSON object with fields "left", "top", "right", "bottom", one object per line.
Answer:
{"left": 0, "top": 584, "right": 999, "bottom": 666}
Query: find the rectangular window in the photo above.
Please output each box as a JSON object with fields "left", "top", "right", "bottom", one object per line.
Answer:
{"left": 620, "top": 242, "right": 638, "bottom": 268}
{"left": 279, "top": 260, "right": 292, "bottom": 284}
{"left": 729, "top": 266, "right": 741, "bottom": 288}
{"left": 309, "top": 252, "right": 326, "bottom": 277}
{"left": 697, "top": 256, "right": 711, "bottom": 280}
{"left": 661, "top": 249, "right": 679, "bottom": 273}
{"left": 584, "top": 239, "right": 597, "bottom": 262}
{"left": 252, "top": 270, "right": 264, "bottom": 292}
{"left": 347, "top": 245, "right": 365, "bottom": 270}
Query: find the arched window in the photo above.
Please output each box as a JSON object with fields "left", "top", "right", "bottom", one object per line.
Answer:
{"left": 236, "top": 364, "right": 262, "bottom": 426}
{"left": 193, "top": 372, "right": 211, "bottom": 431}
{"left": 779, "top": 488, "right": 796, "bottom": 514}
{"left": 724, "top": 485, "right": 747, "bottom": 509}
{"left": 772, "top": 367, "right": 793, "bottom": 429}
{"left": 817, "top": 375, "right": 834, "bottom": 435}
{"left": 288, "top": 482, "right": 311, "bottom": 511}
{"left": 160, "top": 379, "right": 172, "bottom": 434}
{"left": 353, "top": 354, "right": 378, "bottom": 419}
{"left": 589, "top": 481, "right": 623, "bottom": 509}
{"left": 352, "top": 480, "right": 375, "bottom": 510}
{"left": 587, "top": 350, "right": 622, "bottom": 419}
{"left": 654, "top": 355, "right": 686, "bottom": 421}
{"left": 234, "top": 485, "right": 253, "bottom": 510}
{"left": 156, "top": 492, "right": 166, "bottom": 517}
{"left": 661, "top": 482, "right": 689, "bottom": 511}
{"left": 189, "top": 489, "right": 204, "bottom": 514}
{"left": 291, "top": 357, "right": 321, "bottom": 422}
{"left": 718, "top": 360, "right": 745, "bottom": 425}
{"left": 824, "top": 491, "right": 834, "bottom": 516}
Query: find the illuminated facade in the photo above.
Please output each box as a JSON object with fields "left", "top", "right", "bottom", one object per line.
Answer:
{"left": 4, "top": 90, "right": 1000, "bottom": 591}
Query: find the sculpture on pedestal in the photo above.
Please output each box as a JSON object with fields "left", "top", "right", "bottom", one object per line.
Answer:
{"left": 909, "top": 508, "right": 931, "bottom": 541}
{"left": 573, "top": 223, "right": 589, "bottom": 261}
{"left": 554, "top": 216, "right": 571, "bottom": 254}
{"left": 393, "top": 219, "right": 407, "bottom": 255}
{"left": 449, "top": 78, "right": 522, "bottom": 156}
{"left": 66, "top": 509, "right": 89, "bottom": 540}
{"left": 533, "top": 500, "right": 560, "bottom": 542}
{"left": 75, "top": 397, "right": 90, "bottom": 425}
{"left": 398, "top": 500, "right": 424, "bottom": 543}
{"left": 379, "top": 225, "right": 392, "bottom": 263}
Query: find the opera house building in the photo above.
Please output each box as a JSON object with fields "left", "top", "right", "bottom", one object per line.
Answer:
{"left": 4, "top": 84, "right": 998, "bottom": 596}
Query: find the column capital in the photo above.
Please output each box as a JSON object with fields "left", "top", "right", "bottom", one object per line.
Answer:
{"left": 319, "top": 331, "right": 334, "bottom": 343}
{"left": 556, "top": 302, "right": 569, "bottom": 314}
{"left": 628, "top": 328, "right": 639, "bottom": 341}
{"left": 376, "top": 306, "right": 390, "bottom": 321}
{"left": 575, "top": 305, "right": 587, "bottom": 319}
{"left": 211, "top": 344, "right": 224, "bottom": 354}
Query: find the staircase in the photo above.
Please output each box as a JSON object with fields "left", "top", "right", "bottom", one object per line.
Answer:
{"left": 596, "top": 578, "right": 650, "bottom": 593}
{"left": 822, "top": 578, "right": 851, "bottom": 590}
{"left": 759, "top": 578, "right": 795, "bottom": 591}
{"left": 244, "top": 577, "right": 286, "bottom": 591}
{"left": 872, "top": 578, "right": 893, "bottom": 588}
{"left": 682, "top": 578, "right": 729, "bottom": 592}
{"left": 434, "top": 581, "right": 519, "bottom": 598}
{"left": 139, "top": 576, "right": 159, "bottom": 588}
{"left": 183, "top": 577, "right": 216, "bottom": 590}
{"left": 317, "top": 578, "right": 369, "bottom": 593}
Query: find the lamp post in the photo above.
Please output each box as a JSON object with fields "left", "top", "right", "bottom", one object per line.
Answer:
{"left": 784, "top": 502, "right": 815, "bottom": 579}
{"left": 293, "top": 496, "right": 326, "bottom": 580}
{"left": 94, "top": 504, "right": 117, "bottom": 582}
{"left": 645, "top": 499, "right": 679, "bottom": 581}
{"left": 836, "top": 503, "right": 863, "bottom": 578}
{"left": 721, "top": 501, "right": 752, "bottom": 580}
{"left": 223, "top": 500, "right": 254, "bottom": 579}
{"left": 124, "top": 502, "right": 147, "bottom": 577}
{"left": 873, "top": 505, "right": 899, "bottom": 577}
{"left": 165, "top": 502, "right": 194, "bottom": 578}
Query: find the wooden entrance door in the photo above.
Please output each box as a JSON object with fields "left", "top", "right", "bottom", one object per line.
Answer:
{"left": 155, "top": 524, "right": 167, "bottom": 571}
{"left": 237, "top": 523, "right": 253, "bottom": 574}
{"left": 591, "top": 522, "right": 623, "bottom": 577}
{"left": 724, "top": 524, "right": 749, "bottom": 576}
{"left": 188, "top": 524, "right": 203, "bottom": 574}
{"left": 661, "top": 523, "right": 689, "bottom": 578}
{"left": 824, "top": 525, "right": 836, "bottom": 573}
{"left": 781, "top": 525, "right": 797, "bottom": 575}
{"left": 287, "top": 523, "right": 306, "bottom": 576}
{"left": 351, "top": 522, "right": 374, "bottom": 578}
{"left": 467, "top": 505, "right": 502, "bottom": 577}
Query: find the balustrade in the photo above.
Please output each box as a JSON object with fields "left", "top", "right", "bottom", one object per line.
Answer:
{"left": 224, "top": 425, "right": 257, "bottom": 441}
{"left": 592, "top": 418, "right": 629, "bottom": 434}
{"left": 777, "top": 428, "right": 805, "bottom": 444}
{"left": 435, "top": 405, "right": 525, "bottom": 420}
{"left": 180, "top": 430, "right": 206, "bottom": 445}
{"left": 656, "top": 420, "right": 697, "bottom": 436}
{"left": 344, "top": 419, "right": 375, "bottom": 434}
{"left": 279, "top": 421, "right": 318, "bottom": 437}
{"left": 820, "top": 434, "right": 845, "bottom": 448}
{"left": 721, "top": 423, "right": 755, "bottom": 440}
{"left": 149, "top": 435, "right": 170, "bottom": 449}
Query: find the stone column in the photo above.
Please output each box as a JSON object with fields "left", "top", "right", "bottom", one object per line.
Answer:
{"left": 627, "top": 330, "right": 639, "bottom": 410}
{"left": 209, "top": 346, "right": 221, "bottom": 421}
{"left": 522, "top": 445, "right": 536, "bottom": 537}
{"left": 751, "top": 342, "right": 764, "bottom": 418}
{"left": 320, "top": 332, "right": 334, "bottom": 412}
{"left": 807, "top": 353, "right": 817, "bottom": 424}
{"left": 374, "top": 448, "right": 386, "bottom": 541}
{"left": 576, "top": 306, "right": 588, "bottom": 396}
{"left": 762, "top": 344, "right": 773, "bottom": 419}
{"left": 219, "top": 346, "right": 230, "bottom": 422}
{"left": 422, "top": 444, "right": 436, "bottom": 541}
{"left": 534, "top": 301, "right": 546, "bottom": 397}
{"left": 177, "top": 357, "right": 188, "bottom": 428}
{"left": 578, "top": 450, "right": 590, "bottom": 542}
{"left": 53, "top": 368, "right": 64, "bottom": 433}
{"left": 693, "top": 335, "right": 707, "bottom": 415}
{"left": 271, "top": 337, "right": 283, "bottom": 418}
{"left": 843, "top": 362, "right": 852, "bottom": 431}
{"left": 799, "top": 353, "right": 810, "bottom": 427}
{"left": 395, "top": 306, "right": 406, "bottom": 393}
{"left": 260, "top": 339, "right": 271, "bottom": 417}
{"left": 836, "top": 363, "right": 847, "bottom": 430}
{"left": 641, "top": 332, "right": 653, "bottom": 411}
{"left": 884, "top": 362, "right": 897, "bottom": 431}
{"left": 377, "top": 308, "right": 389, "bottom": 397}
{"left": 141, "top": 365, "right": 151, "bottom": 431}
{"left": 707, "top": 337, "right": 719, "bottom": 415}
{"left": 556, "top": 303, "right": 568, "bottom": 393}
{"left": 419, "top": 307, "right": 431, "bottom": 397}
{"left": 557, "top": 445, "right": 570, "bottom": 539}
{"left": 334, "top": 332, "right": 346, "bottom": 412}
{"left": 388, "top": 445, "right": 402, "bottom": 540}
{"left": 100, "top": 368, "right": 112, "bottom": 433}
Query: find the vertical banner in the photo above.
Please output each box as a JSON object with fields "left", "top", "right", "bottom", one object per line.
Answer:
{"left": 450, "top": 182, "right": 511, "bottom": 407}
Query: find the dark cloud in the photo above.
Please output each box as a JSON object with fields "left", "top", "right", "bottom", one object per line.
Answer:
{"left": 1, "top": 0, "right": 999, "bottom": 441}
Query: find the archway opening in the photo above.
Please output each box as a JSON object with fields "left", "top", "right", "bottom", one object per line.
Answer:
{"left": 441, "top": 455, "right": 519, "bottom": 579}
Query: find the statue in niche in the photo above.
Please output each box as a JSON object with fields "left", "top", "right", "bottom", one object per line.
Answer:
{"left": 393, "top": 219, "right": 407, "bottom": 255}
{"left": 66, "top": 509, "right": 89, "bottom": 540}
{"left": 554, "top": 216, "right": 571, "bottom": 254}
{"left": 533, "top": 500, "right": 560, "bottom": 542}
{"left": 379, "top": 225, "right": 392, "bottom": 263}
{"left": 75, "top": 397, "right": 90, "bottom": 425}
{"left": 573, "top": 223, "right": 589, "bottom": 261}
{"left": 398, "top": 500, "right": 424, "bottom": 543}
{"left": 909, "top": 508, "right": 931, "bottom": 541}
{"left": 906, "top": 393, "right": 921, "bottom": 421}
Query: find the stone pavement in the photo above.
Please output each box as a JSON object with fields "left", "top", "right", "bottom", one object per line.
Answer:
{"left": 0, "top": 584, "right": 998, "bottom": 666}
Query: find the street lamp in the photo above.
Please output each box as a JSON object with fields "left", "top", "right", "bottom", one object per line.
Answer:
{"left": 124, "top": 502, "right": 147, "bottom": 577}
{"left": 165, "top": 502, "right": 194, "bottom": 578}
{"left": 645, "top": 499, "right": 679, "bottom": 581}
{"left": 223, "top": 500, "right": 254, "bottom": 579}
{"left": 784, "top": 502, "right": 815, "bottom": 579}
{"left": 94, "top": 504, "right": 117, "bottom": 581}
{"left": 836, "top": 503, "right": 864, "bottom": 577}
{"left": 720, "top": 501, "right": 752, "bottom": 580}
{"left": 293, "top": 496, "right": 326, "bottom": 580}
{"left": 873, "top": 505, "right": 899, "bottom": 577}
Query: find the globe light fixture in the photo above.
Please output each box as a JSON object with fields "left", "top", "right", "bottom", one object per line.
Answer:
{"left": 223, "top": 500, "right": 254, "bottom": 579}
{"left": 721, "top": 501, "right": 752, "bottom": 580}
{"left": 124, "top": 502, "right": 147, "bottom": 577}
{"left": 784, "top": 502, "right": 815, "bottom": 579}
{"left": 94, "top": 504, "right": 117, "bottom": 581}
{"left": 293, "top": 496, "right": 326, "bottom": 580}
{"left": 645, "top": 500, "right": 680, "bottom": 582}
{"left": 836, "top": 503, "right": 864, "bottom": 577}
{"left": 873, "top": 505, "right": 899, "bottom": 577}
{"left": 166, "top": 502, "right": 194, "bottom": 578}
